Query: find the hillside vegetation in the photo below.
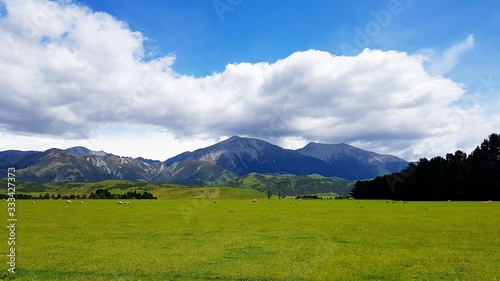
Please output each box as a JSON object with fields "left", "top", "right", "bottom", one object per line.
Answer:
{"left": 353, "top": 133, "right": 500, "bottom": 200}
{"left": 1, "top": 172, "right": 354, "bottom": 199}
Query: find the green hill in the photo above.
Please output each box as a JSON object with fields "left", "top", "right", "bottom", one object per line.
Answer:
{"left": 218, "top": 173, "right": 354, "bottom": 196}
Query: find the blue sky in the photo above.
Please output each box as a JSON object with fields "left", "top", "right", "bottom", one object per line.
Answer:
{"left": 79, "top": 0, "right": 499, "bottom": 83}
{"left": 0, "top": 0, "right": 499, "bottom": 160}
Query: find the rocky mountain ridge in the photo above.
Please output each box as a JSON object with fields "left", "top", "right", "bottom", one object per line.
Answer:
{"left": 0, "top": 136, "right": 408, "bottom": 183}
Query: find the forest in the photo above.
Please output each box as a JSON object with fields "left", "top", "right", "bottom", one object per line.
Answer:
{"left": 352, "top": 134, "right": 500, "bottom": 200}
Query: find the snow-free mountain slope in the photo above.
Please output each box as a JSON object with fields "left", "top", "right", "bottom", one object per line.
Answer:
{"left": 164, "top": 136, "right": 333, "bottom": 176}
{"left": 1, "top": 136, "right": 409, "bottom": 183}
{"left": 296, "top": 142, "right": 408, "bottom": 180}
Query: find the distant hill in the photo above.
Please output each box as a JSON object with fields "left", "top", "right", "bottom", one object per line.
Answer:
{"left": 296, "top": 142, "right": 408, "bottom": 180}
{"left": 164, "top": 136, "right": 408, "bottom": 180}
{"left": 154, "top": 160, "right": 236, "bottom": 185}
{"left": 64, "top": 146, "right": 111, "bottom": 157}
{"left": 164, "top": 136, "right": 333, "bottom": 176}
{"left": 0, "top": 137, "right": 408, "bottom": 195}
{"left": 0, "top": 150, "right": 43, "bottom": 169}
{"left": 1, "top": 148, "right": 164, "bottom": 182}
{"left": 218, "top": 173, "right": 353, "bottom": 196}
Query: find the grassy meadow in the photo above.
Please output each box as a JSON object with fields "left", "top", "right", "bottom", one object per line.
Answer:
{"left": 4, "top": 196, "right": 500, "bottom": 280}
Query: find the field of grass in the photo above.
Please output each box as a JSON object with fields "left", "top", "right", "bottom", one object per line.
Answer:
{"left": 0, "top": 179, "right": 267, "bottom": 200}
{"left": 5, "top": 198, "right": 500, "bottom": 280}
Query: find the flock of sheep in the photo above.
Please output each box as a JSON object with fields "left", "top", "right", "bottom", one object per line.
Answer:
{"left": 64, "top": 200, "right": 84, "bottom": 204}
{"left": 31, "top": 197, "right": 261, "bottom": 204}
{"left": 117, "top": 201, "right": 131, "bottom": 205}
{"left": 214, "top": 199, "right": 258, "bottom": 203}
{"left": 33, "top": 199, "right": 261, "bottom": 204}
{"left": 30, "top": 199, "right": 494, "bottom": 204}
{"left": 31, "top": 200, "right": 133, "bottom": 205}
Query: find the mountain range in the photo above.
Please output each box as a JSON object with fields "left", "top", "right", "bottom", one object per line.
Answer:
{"left": 0, "top": 136, "right": 409, "bottom": 185}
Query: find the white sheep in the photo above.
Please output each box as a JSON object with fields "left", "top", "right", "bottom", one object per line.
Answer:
{"left": 213, "top": 200, "right": 218, "bottom": 203}
{"left": 66, "top": 200, "right": 72, "bottom": 204}
{"left": 79, "top": 201, "right": 83, "bottom": 204}
{"left": 252, "top": 199, "right": 257, "bottom": 203}
{"left": 32, "top": 201, "right": 35, "bottom": 205}
{"left": 118, "top": 201, "right": 123, "bottom": 205}
{"left": 125, "top": 201, "right": 130, "bottom": 205}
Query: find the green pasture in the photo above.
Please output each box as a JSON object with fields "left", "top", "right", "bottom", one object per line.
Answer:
{"left": 4, "top": 198, "right": 500, "bottom": 280}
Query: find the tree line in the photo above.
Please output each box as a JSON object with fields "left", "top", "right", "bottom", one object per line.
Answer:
{"left": 0, "top": 189, "right": 157, "bottom": 200}
{"left": 88, "top": 189, "right": 157, "bottom": 199}
{"left": 352, "top": 133, "right": 500, "bottom": 201}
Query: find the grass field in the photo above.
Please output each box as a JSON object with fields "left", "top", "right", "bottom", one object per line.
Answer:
{"left": 5, "top": 198, "right": 500, "bottom": 280}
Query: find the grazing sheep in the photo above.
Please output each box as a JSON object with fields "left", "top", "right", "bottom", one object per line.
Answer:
{"left": 125, "top": 201, "right": 131, "bottom": 205}
{"left": 213, "top": 200, "right": 218, "bottom": 203}
{"left": 66, "top": 200, "right": 72, "bottom": 204}
{"left": 79, "top": 201, "right": 83, "bottom": 204}
{"left": 118, "top": 201, "right": 123, "bottom": 205}
{"left": 252, "top": 199, "right": 257, "bottom": 203}
{"left": 32, "top": 201, "right": 35, "bottom": 205}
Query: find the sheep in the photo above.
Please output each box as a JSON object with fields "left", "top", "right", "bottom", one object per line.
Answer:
{"left": 79, "top": 201, "right": 83, "bottom": 204}
{"left": 118, "top": 201, "right": 123, "bottom": 205}
{"left": 213, "top": 200, "right": 218, "bottom": 204}
{"left": 125, "top": 201, "right": 131, "bottom": 205}
{"left": 66, "top": 200, "right": 72, "bottom": 204}
{"left": 252, "top": 199, "right": 257, "bottom": 203}
{"left": 32, "top": 201, "right": 35, "bottom": 205}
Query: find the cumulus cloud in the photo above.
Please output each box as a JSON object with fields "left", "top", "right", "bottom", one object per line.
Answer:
{"left": 0, "top": 0, "right": 495, "bottom": 160}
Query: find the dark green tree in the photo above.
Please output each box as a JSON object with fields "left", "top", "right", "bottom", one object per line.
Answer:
{"left": 265, "top": 188, "right": 273, "bottom": 199}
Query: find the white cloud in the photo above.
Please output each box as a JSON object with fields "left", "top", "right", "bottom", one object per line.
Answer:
{"left": 427, "top": 34, "right": 475, "bottom": 76}
{"left": 0, "top": 0, "right": 495, "bottom": 161}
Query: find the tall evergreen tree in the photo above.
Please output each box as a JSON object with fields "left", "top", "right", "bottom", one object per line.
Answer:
{"left": 351, "top": 133, "right": 500, "bottom": 201}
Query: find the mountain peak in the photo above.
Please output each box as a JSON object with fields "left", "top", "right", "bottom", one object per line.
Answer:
{"left": 298, "top": 141, "right": 407, "bottom": 165}
{"left": 221, "top": 135, "right": 255, "bottom": 144}
{"left": 305, "top": 142, "right": 353, "bottom": 149}
{"left": 65, "top": 146, "right": 109, "bottom": 157}
{"left": 227, "top": 135, "right": 243, "bottom": 140}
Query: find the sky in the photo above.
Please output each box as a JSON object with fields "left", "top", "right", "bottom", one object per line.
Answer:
{"left": 0, "top": 0, "right": 499, "bottom": 161}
